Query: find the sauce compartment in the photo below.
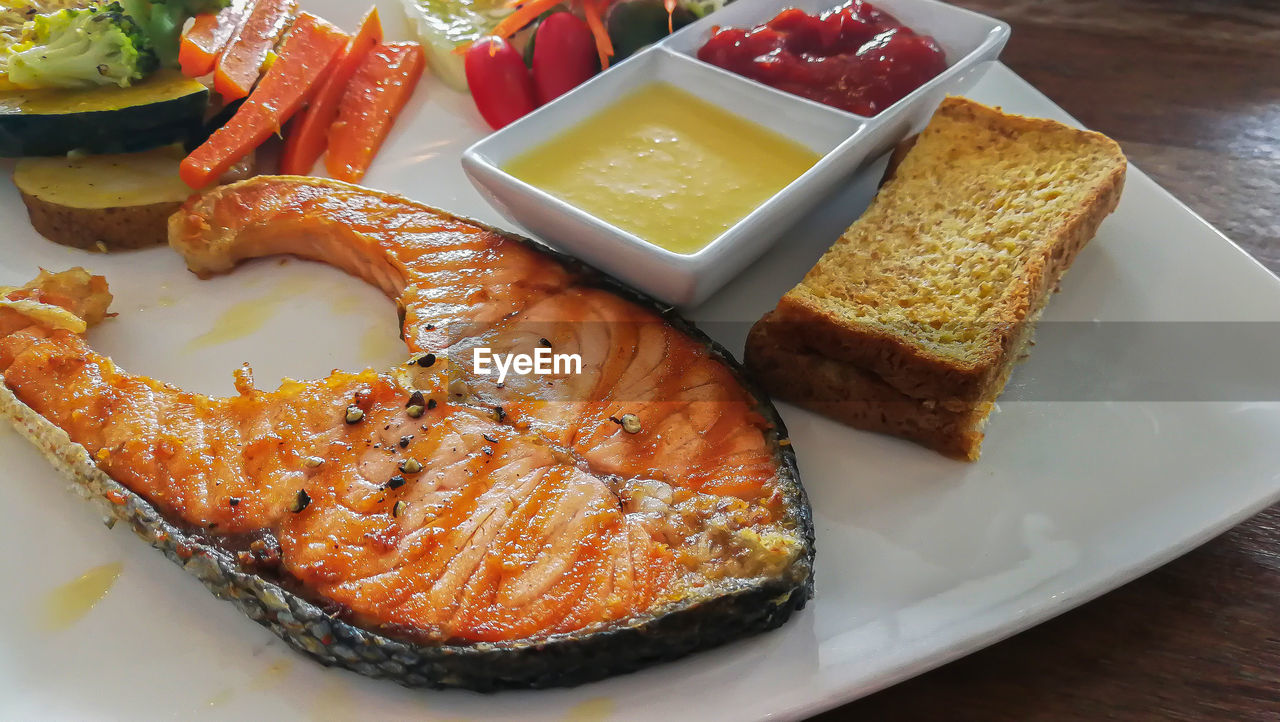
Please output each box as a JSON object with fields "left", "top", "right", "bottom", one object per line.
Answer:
{"left": 664, "top": 0, "right": 1009, "bottom": 122}
{"left": 463, "top": 47, "right": 865, "bottom": 307}
{"left": 502, "top": 83, "right": 823, "bottom": 256}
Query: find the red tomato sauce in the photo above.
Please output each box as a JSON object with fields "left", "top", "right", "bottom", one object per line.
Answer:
{"left": 696, "top": 1, "right": 947, "bottom": 116}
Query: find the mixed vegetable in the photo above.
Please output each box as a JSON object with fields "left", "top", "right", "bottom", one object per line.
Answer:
{"left": 1, "top": 1, "right": 430, "bottom": 192}
{"left": 1, "top": 1, "right": 226, "bottom": 89}
{"left": 0, "top": 69, "right": 210, "bottom": 156}
{"left": 464, "top": 35, "right": 535, "bottom": 130}
{"left": 279, "top": 6, "right": 383, "bottom": 176}
{"left": 5, "top": 4, "right": 156, "bottom": 89}
{"left": 179, "top": 11, "right": 348, "bottom": 187}
{"left": 1, "top": 1, "right": 88, "bottom": 46}
{"left": 1, "top": 0, "right": 732, "bottom": 219}
{"left": 178, "top": 2, "right": 425, "bottom": 185}
{"left": 405, "top": 0, "right": 725, "bottom": 129}
{"left": 118, "top": 0, "right": 231, "bottom": 66}
{"left": 400, "top": 0, "right": 509, "bottom": 91}
{"left": 324, "top": 41, "right": 424, "bottom": 182}
{"left": 210, "top": 0, "right": 295, "bottom": 99}
{"left": 177, "top": 0, "right": 247, "bottom": 76}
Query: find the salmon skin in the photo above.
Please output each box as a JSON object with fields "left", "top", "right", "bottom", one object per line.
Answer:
{"left": 0, "top": 177, "right": 813, "bottom": 690}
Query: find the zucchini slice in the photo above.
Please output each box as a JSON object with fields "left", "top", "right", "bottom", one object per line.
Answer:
{"left": 14, "top": 145, "right": 194, "bottom": 251}
{"left": 0, "top": 70, "right": 209, "bottom": 157}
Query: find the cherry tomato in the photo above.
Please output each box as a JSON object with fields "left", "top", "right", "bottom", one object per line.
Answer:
{"left": 531, "top": 13, "right": 599, "bottom": 104}
{"left": 465, "top": 36, "right": 538, "bottom": 130}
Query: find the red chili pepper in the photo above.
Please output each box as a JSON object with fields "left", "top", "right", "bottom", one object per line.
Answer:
{"left": 531, "top": 12, "right": 599, "bottom": 105}
{"left": 464, "top": 36, "right": 538, "bottom": 130}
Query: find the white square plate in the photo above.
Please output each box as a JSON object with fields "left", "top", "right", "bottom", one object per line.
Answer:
{"left": 2, "top": 2, "right": 1279, "bottom": 720}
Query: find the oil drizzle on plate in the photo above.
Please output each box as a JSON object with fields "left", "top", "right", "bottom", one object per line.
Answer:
{"left": 195, "top": 658, "right": 290, "bottom": 712}
{"left": 248, "top": 659, "right": 293, "bottom": 690}
{"left": 565, "top": 697, "right": 615, "bottom": 722}
{"left": 328, "top": 291, "right": 364, "bottom": 315}
{"left": 185, "top": 278, "right": 313, "bottom": 351}
{"left": 309, "top": 681, "right": 356, "bottom": 722}
{"left": 39, "top": 562, "right": 123, "bottom": 632}
{"left": 204, "top": 688, "right": 234, "bottom": 709}
{"left": 360, "top": 325, "right": 406, "bottom": 364}
{"left": 136, "top": 284, "right": 176, "bottom": 313}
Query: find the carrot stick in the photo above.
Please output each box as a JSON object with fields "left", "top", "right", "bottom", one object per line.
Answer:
{"left": 581, "top": 0, "right": 612, "bottom": 69}
{"left": 179, "top": 0, "right": 253, "bottom": 78}
{"left": 280, "top": 6, "right": 383, "bottom": 175}
{"left": 182, "top": 13, "right": 349, "bottom": 188}
{"left": 489, "top": 0, "right": 560, "bottom": 41}
{"left": 325, "top": 42, "right": 426, "bottom": 183}
{"left": 214, "top": 0, "right": 298, "bottom": 100}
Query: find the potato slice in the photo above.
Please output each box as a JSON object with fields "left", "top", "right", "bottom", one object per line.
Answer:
{"left": 14, "top": 145, "right": 195, "bottom": 251}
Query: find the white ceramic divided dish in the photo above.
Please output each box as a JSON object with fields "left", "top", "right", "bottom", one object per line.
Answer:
{"left": 463, "top": 46, "right": 860, "bottom": 306}
{"left": 462, "top": 0, "right": 1009, "bottom": 307}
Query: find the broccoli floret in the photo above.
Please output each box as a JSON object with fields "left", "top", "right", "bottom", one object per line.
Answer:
{"left": 5, "top": 3, "right": 157, "bottom": 88}
{"left": 118, "top": 0, "right": 230, "bottom": 68}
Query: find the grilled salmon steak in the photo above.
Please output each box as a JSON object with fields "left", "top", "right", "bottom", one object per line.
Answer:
{"left": 0, "top": 177, "right": 813, "bottom": 689}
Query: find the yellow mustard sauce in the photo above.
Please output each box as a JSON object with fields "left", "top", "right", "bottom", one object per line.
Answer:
{"left": 503, "top": 83, "right": 820, "bottom": 255}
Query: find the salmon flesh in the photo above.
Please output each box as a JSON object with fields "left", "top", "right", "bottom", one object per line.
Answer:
{"left": 0, "top": 176, "right": 813, "bottom": 689}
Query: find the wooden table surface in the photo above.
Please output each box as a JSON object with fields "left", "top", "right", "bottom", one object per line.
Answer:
{"left": 816, "top": 2, "right": 1280, "bottom": 720}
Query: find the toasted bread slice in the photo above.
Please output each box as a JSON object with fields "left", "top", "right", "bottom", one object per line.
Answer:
{"left": 747, "top": 97, "right": 1127, "bottom": 459}
{"left": 747, "top": 315, "right": 1010, "bottom": 459}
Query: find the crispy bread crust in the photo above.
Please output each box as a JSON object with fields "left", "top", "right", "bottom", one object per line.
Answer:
{"left": 746, "top": 316, "right": 988, "bottom": 460}
{"left": 748, "top": 97, "right": 1127, "bottom": 458}
{"left": 772, "top": 97, "right": 1127, "bottom": 407}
